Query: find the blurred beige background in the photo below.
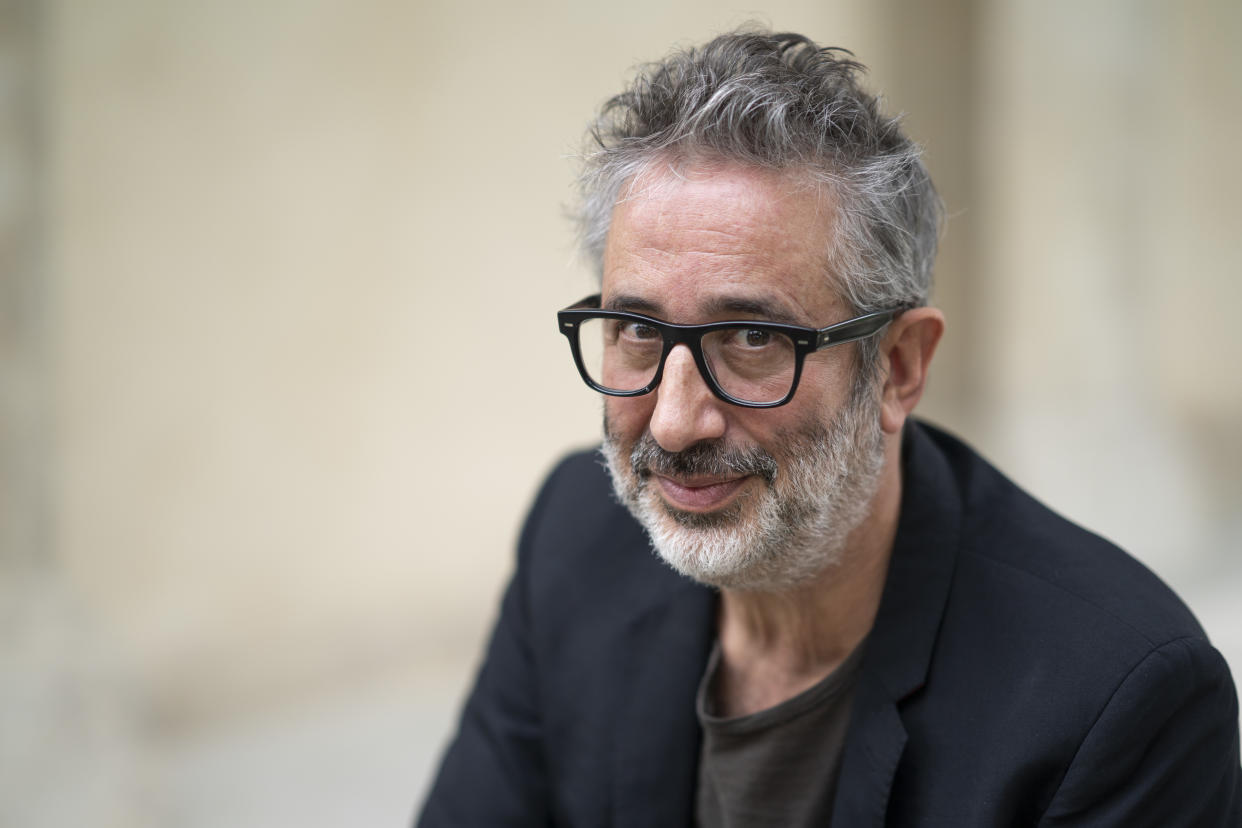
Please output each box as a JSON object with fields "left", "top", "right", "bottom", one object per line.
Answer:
{"left": 3, "top": 0, "right": 1239, "bottom": 825}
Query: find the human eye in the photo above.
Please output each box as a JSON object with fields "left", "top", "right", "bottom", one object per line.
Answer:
{"left": 741, "top": 328, "right": 772, "bottom": 348}
{"left": 712, "top": 326, "right": 793, "bottom": 365}
{"left": 618, "top": 320, "right": 661, "bottom": 343}
{"left": 725, "top": 327, "right": 775, "bottom": 349}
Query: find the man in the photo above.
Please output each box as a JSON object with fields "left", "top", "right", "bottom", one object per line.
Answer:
{"left": 419, "top": 29, "right": 1241, "bottom": 826}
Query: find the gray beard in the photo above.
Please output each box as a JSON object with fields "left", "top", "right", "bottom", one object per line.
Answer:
{"left": 601, "top": 393, "right": 886, "bottom": 592}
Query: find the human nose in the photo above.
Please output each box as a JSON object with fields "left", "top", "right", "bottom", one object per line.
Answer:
{"left": 648, "top": 344, "right": 728, "bottom": 453}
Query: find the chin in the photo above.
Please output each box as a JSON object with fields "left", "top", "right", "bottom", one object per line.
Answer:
{"left": 640, "top": 484, "right": 850, "bottom": 592}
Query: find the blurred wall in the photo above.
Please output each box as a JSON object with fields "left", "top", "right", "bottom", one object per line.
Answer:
{"left": 3, "top": 0, "right": 1240, "bottom": 825}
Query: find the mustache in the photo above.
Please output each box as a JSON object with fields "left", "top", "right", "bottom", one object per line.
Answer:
{"left": 628, "top": 434, "right": 779, "bottom": 485}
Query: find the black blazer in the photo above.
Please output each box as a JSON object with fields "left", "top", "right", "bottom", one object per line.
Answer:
{"left": 419, "top": 422, "right": 1241, "bottom": 826}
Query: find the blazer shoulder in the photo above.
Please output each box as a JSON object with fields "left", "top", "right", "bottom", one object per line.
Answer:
{"left": 918, "top": 423, "right": 1206, "bottom": 650}
{"left": 1042, "top": 634, "right": 1241, "bottom": 825}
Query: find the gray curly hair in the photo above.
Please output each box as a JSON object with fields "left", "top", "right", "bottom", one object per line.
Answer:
{"left": 573, "top": 29, "right": 942, "bottom": 383}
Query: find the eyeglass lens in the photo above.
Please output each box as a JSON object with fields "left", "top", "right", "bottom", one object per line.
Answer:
{"left": 576, "top": 317, "right": 797, "bottom": 404}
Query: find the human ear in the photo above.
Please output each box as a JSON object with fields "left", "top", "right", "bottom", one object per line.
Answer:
{"left": 878, "top": 307, "right": 945, "bottom": 434}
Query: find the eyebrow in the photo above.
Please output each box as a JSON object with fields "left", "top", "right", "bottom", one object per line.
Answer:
{"left": 604, "top": 294, "right": 662, "bottom": 315}
{"left": 702, "top": 296, "right": 803, "bottom": 325}
{"left": 603, "top": 293, "right": 806, "bottom": 326}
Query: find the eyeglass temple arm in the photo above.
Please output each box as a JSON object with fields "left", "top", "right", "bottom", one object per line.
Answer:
{"left": 814, "top": 310, "right": 899, "bottom": 349}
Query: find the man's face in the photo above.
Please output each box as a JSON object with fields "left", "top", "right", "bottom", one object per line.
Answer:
{"left": 599, "top": 161, "right": 887, "bottom": 591}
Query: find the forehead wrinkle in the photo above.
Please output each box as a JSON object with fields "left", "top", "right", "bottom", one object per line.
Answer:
{"left": 613, "top": 166, "right": 828, "bottom": 253}
{"left": 613, "top": 240, "right": 769, "bottom": 294}
{"left": 626, "top": 213, "right": 758, "bottom": 256}
{"left": 627, "top": 206, "right": 828, "bottom": 284}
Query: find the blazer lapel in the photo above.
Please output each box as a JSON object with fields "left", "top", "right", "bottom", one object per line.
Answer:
{"left": 611, "top": 576, "right": 716, "bottom": 828}
{"left": 831, "top": 422, "right": 963, "bottom": 826}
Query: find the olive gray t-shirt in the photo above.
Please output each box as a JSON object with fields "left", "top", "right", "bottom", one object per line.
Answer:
{"left": 694, "top": 639, "right": 867, "bottom": 828}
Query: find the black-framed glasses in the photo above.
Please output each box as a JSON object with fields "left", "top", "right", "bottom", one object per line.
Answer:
{"left": 557, "top": 294, "right": 901, "bottom": 408}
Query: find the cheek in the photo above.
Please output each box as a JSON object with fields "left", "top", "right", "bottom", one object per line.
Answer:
{"left": 604, "top": 394, "right": 652, "bottom": 437}
{"left": 795, "top": 348, "right": 857, "bottom": 408}
{"left": 751, "top": 359, "right": 857, "bottom": 445}
{"left": 604, "top": 395, "right": 655, "bottom": 446}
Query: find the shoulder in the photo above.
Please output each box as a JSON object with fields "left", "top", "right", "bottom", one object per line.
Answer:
{"left": 915, "top": 421, "right": 1206, "bottom": 648}
{"left": 892, "top": 423, "right": 1240, "bottom": 822}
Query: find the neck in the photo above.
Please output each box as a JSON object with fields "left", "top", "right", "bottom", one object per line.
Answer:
{"left": 713, "top": 437, "right": 902, "bottom": 715}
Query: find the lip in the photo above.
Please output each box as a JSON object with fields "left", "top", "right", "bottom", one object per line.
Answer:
{"left": 652, "top": 474, "right": 751, "bottom": 512}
